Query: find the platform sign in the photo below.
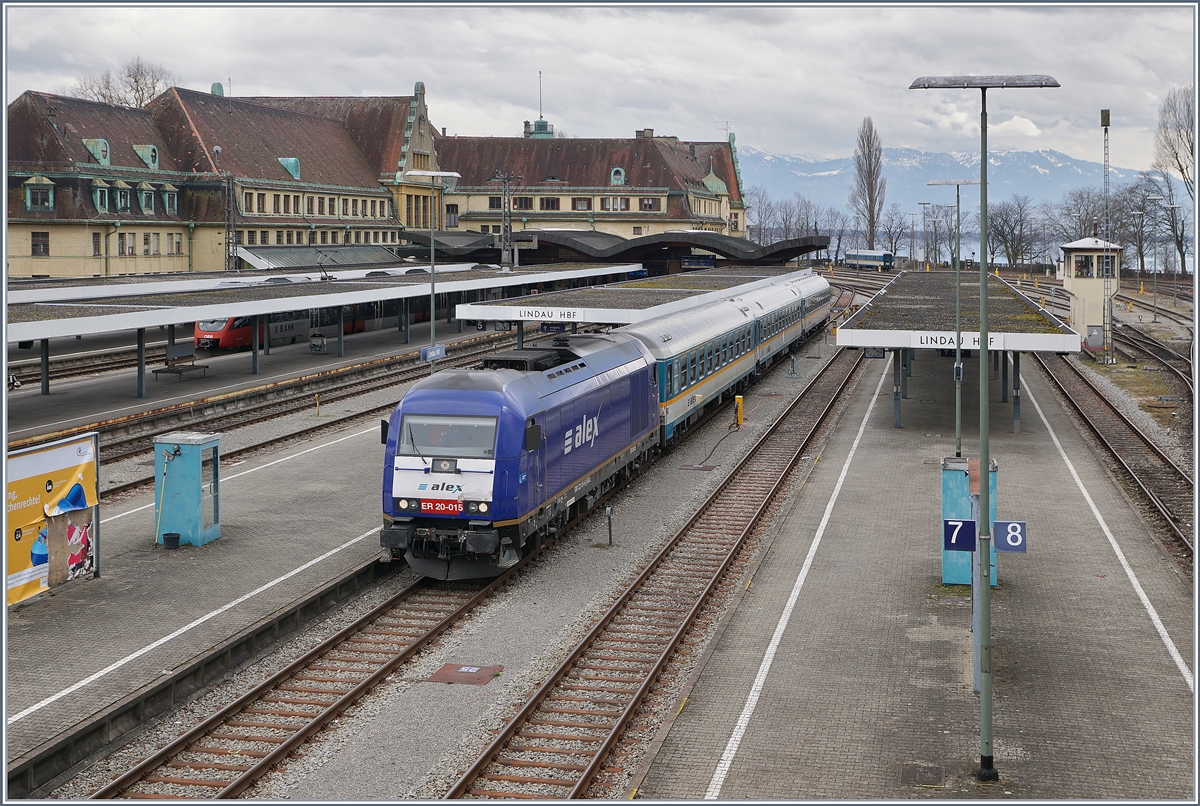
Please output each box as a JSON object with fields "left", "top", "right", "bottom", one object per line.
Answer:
{"left": 7, "top": 433, "right": 100, "bottom": 605}
{"left": 493, "top": 321, "right": 512, "bottom": 332}
{"left": 420, "top": 344, "right": 446, "bottom": 362}
{"left": 541, "top": 323, "right": 567, "bottom": 333}
{"left": 994, "top": 521, "right": 1027, "bottom": 553}
{"left": 943, "top": 518, "right": 976, "bottom": 552}
{"left": 864, "top": 347, "right": 886, "bottom": 359}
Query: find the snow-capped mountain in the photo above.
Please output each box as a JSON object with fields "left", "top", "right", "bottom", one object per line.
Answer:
{"left": 736, "top": 144, "right": 1170, "bottom": 212}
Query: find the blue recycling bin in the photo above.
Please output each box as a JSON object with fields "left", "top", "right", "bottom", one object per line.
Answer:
{"left": 941, "top": 456, "right": 996, "bottom": 585}
{"left": 154, "top": 432, "right": 221, "bottom": 547}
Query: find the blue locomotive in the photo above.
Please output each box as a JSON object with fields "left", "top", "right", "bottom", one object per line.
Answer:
{"left": 380, "top": 270, "right": 832, "bottom": 580}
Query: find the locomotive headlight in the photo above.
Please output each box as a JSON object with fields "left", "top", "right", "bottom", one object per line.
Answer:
{"left": 397, "top": 499, "right": 409, "bottom": 510}
{"left": 478, "top": 502, "right": 489, "bottom": 514}
{"left": 396, "top": 498, "right": 418, "bottom": 511}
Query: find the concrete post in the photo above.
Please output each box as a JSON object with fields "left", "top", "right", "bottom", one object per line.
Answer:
{"left": 338, "top": 306, "right": 345, "bottom": 358}
{"left": 1012, "top": 352, "right": 1021, "bottom": 433}
{"left": 137, "top": 328, "right": 146, "bottom": 398}
{"left": 251, "top": 315, "right": 260, "bottom": 375}
{"left": 901, "top": 349, "right": 909, "bottom": 399}
{"left": 1001, "top": 350, "right": 1008, "bottom": 402}
{"left": 893, "top": 349, "right": 902, "bottom": 427}
{"left": 40, "top": 339, "right": 50, "bottom": 395}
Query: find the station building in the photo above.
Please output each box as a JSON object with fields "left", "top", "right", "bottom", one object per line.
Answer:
{"left": 436, "top": 125, "right": 747, "bottom": 239}
{"left": 8, "top": 81, "right": 747, "bottom": 279}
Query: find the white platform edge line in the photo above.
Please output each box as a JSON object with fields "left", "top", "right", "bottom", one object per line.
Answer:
{"left": 704, "top": 359, "right": 890, "bottom": 798}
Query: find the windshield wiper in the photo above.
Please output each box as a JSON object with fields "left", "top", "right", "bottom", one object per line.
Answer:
{"left": 407, "top": 425, "right": 428, "bottom": 467}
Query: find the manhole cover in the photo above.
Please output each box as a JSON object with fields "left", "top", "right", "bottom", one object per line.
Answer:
{"left": 900, "top": 763, "right": 944, "bottom": 787}
{"left": 682, "top": 465, "right": 716, "bottom": 471}
{"left": 426, "top": 664, "right": 503, "bottom": 685}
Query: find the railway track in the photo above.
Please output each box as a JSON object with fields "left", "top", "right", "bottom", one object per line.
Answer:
{"left": 9, "top": 344, "right": 170, "bottom": 385}
{"left": 444, "top": 348, "right": 863, "bottom": 800}
{"left": 1114, "top": 323, "right": 1193, "bottom": 396}
{"left": 88, "top": 576, "right": 499, "bottom": 799}
{"left": 1034, "top": 352, "right": 1193, "bottom": 557}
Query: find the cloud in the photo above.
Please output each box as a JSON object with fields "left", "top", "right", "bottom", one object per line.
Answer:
{"left": 4, "top": 5, "right": 1193, "bottom": 169}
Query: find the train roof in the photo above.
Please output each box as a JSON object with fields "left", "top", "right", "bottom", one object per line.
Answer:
{"left": 618, "top": 272, "right": 829, "bottom": 360}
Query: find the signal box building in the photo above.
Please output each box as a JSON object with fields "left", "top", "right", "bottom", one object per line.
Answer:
{"left": 1056, "top": 237, "right": 1122, "bottom": 349}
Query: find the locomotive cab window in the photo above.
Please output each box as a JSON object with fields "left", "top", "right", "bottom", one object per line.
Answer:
{"left": 399, "top": 414, "right": 497, "bottom": 459}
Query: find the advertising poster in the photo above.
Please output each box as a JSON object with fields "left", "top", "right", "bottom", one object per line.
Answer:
{"left": 6, "top": 433, "right": 100, "bottom": 606}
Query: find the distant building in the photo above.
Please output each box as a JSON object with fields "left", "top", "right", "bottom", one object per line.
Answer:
{"left": 435, "top": 126, "right": 747, "bottom": 240}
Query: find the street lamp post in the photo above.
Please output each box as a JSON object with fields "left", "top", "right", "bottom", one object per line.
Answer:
{"left": 909, "top": 212, "right": 918, "bottom": 269}
{"left": 929, "top": 179, "right": 980, "bottom": 459}
{"left": 1146, "top": 195, "right": 1164, "bottom": 322}
{"left": 919, "top": 202, "right": 932, "bottom": 270}
{"left": 404, "top": 170, "right": 462, "bottom": 374}
{"left": 911, "top": 73, "right": 1059, "bottom": 784}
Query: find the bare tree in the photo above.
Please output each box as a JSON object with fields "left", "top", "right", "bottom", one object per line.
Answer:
{"left": 988, "top": 194, "right": 1037, "bottom": 267}
{"left": 849, "top": 117, "right": 886, "bottom": 249}
{"left": 1153, "top": 84, "right": 1194, "bottom": 202}
{"left": 824, "top": 208, "right": 851, "bottom": 264}
{"left": 74, "top": 56, "right": 178, "bottom": 107}
{"left": 743, "top": 185, "right": 775, "bottom": 244}
{"left": 775, "top": 195, "right": 800, "bottom": 240}
{"left": 879, "top": 203, "right": 908, "bottom": 257}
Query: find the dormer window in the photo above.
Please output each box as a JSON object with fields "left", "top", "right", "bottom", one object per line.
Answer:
{"left": 83, "top": 138, "right": 111, "bottom": 165}
{"left": 92, "top": 178, "right": 110, "bottom": 212}
{"left": 161, "top": 183, "right": 178, "bottom": 215}
{"left": 133, "top": 144, "right": 159, "bottom": 170}
{"left": 610, "top": 167, "right": 625, "bottom": 186}
{"left": 24, "top": 175, "right": 54, "bottom": 211}
{"left": 112, "top": 180, "right": 132, "bottom": 212}
{"left": 137, "top": 183, "right": 155, "bottom": 214}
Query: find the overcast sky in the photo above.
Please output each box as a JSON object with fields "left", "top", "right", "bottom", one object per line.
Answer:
{"left": 5, "top": 4, "right": 1195, "bottom": 170}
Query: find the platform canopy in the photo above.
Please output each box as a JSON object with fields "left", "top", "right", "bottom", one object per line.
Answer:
{"left": 835, "top": 271, "right": 1080, "bottom": 353}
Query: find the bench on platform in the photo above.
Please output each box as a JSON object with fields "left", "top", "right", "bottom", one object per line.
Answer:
{"left": 152, "top": 343, "right": 209, "bottom": 380}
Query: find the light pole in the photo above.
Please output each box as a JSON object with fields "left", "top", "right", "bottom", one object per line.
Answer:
{"left": 919, "top": 202, "right": 931, "bottom": 270}
{"left": 930, "top": 179, "right": 980, "bottom": 459}
{"left": 911, "top": 72, "right": 1059, "bottom": 784}
{"left": 909, "top": 212, "right": 918, "bottom": 269}
{"left": 404, "top": 170, "right": 462, "bottom": 374}
{"left": 854, "top": 214, "right": 862, "bottom": 267}
{"left": 1146, "top": 195, "right": 1164, "bottom": 321}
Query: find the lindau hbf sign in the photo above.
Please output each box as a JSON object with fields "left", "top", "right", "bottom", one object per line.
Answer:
{"left": 836, "top": 328, "right": 1081, "bottom": 352}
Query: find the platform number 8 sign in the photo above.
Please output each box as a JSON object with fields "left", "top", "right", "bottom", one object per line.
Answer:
{"left": 994, "top": 521, "right": 1027, "bottom": 553}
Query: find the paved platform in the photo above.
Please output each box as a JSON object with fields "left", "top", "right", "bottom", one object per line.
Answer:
{"left": 5, "top": 317, "right": 496, "bottom": 443}
{"left": 633, "top": 349, "right": 1194, "bottom": 799}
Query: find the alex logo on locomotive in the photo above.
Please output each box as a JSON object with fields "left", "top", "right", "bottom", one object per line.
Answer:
{"left": 418, "top": 482, "right": 464, "bottom": 493}
{"left": 563, "top": 415, "right": 600, "bottom": 454}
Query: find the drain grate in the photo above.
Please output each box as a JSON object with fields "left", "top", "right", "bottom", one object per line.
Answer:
{"left": 900, "top": 763, "right": 944, "bottom": 787}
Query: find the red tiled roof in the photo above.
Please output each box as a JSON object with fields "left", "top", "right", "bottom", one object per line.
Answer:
{"left": 7, "top": 91, "right": 183, "bottom": 172}
{"left": 149, "top": 88, "right": 386, "bottom": 190}
{"left": 435, "top": 136, "right": 741, "bottom": 200}
{"left": 239, "top": 96, "right": 414, "bottom": 178}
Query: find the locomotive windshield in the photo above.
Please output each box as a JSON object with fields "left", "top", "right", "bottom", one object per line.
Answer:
{"left": 197, "top": 319, "right": 230, "bottom": 331}
{"left": 398, "top": 414, "right": 497, "bottom": 459}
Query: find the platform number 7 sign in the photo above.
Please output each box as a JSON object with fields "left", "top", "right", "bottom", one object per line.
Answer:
{"left": 942, "top": 519, "right": 976, "bottom": 552}
{"left": 993, "top": 521, "right": 1027, "bottom": 553}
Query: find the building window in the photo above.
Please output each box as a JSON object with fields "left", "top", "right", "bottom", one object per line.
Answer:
{"left": 273, "top": 194, "right": 281, "bottom": 213}
{"left": 610, "top": 167, "right": 625, "bottom": 186}
{"left": 31, "top": 231, "right": 49, "bottom": 256}
{"left": 730, "top": 212, "right": 739, "bottom": 231}
{"left": 257, "top": 193, "right": 266, "bottom": 213}
{"left": 29, "top": 188, "right": 51, "bottom": 209}
{"left": 354, "top": 230, "right": 361, "bottom": 243}
{"left": 94, "top": 188, "right": 109, "bottom": 212}
{"left": 143, "top": 233, "right": 151, "bottom": 255}
{"left": 173, "top": 234, "right": 182, "bottom": 254}
{"left": 539, "top": 197, "right": 560, "bottom": 211}
{"left": 259, "top": 230, "right": 268, "bottom": 244}
{"left": 153, "top": 232, "right": 161, "bottom": 254}
{"left": 165, "top": 192, "right": 177, "bottom": 215}
{"left": 514, "top": 196, "right": 533, "bottom": 211}
{"left": 600, "top": 197, "right": 630, "bottom": 211}
{"left": 342, "top": 198, "right": 349, "bottom": 215}
{"left": 633, "top": 226, "right": 643, "bottom": 235}
{"left": 275, "top": 231, "right": 282, "bottom": 244}
{"left": 247, "top": 230, "right": 257, "bottom": 245}
{"left": 572, "top": 197, "right": 592, "bottom": 211}
{"left": 309, "top": 230, "right": 317, "bottom": 244}
{"left": 352, "top": 198, "right": 358, "bottom": 216}
{"left": 307, "top": 196, "right": 315, "bottom": 214}
{"left": 142, "top": 191, "right": 155, "bottom": 213}
{"left": 406, "top": 195, "right": 413, "bottom": 227}
{"left": 370, "top": 199, "right": 377, "bottom": 216}
{"left": 446, "top": 204, "right": 459, "bottom": 228}
{"left": 320, "top": 230, "right": 328, "bottom": 244}
{"left": 489, "top": 196, "right": 502, "bottom": 210}
{"left": 639, "top": 197, "right": 661, "bottom": 212}
{"left": 373, "top": 230, "right": 380, "bottom": 243}
{"left": 283, "top": 195, "right": 291, "bottom": 214}
{"left": 93, "top": 232, "right": 102, "bottom": 256}
{"left": 118, "top": 233, "right": 127, "bottom": 255}
{"left": 244, "top": 191, "right": 253, "bottom": 211}
{"left": 117, "top": 190, "right": 130, "bottom": 212}
{"left": 285, "top": 230, "right": 293, "bottom": 244}
{"left": 318, "top": 197, "right": 325, "bottom": 215}
{"left": 331, "top": 230, "right": 339, "bottom": 244}
{"left": 293, "top": 195, "right": 300, "bottom": 213}
{"left": 391, "top": 231, "right": 397, "bottom": 243}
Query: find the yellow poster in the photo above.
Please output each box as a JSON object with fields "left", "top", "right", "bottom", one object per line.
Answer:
{"left": 6, "top": 433, "right": 99, "bottom": 606}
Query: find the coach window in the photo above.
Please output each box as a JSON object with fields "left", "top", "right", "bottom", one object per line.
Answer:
{"left": 665, "top": 363, "right": 673, "bottom": 396}
{"left": 690, "top": 353, "right": 697, "bottom": 385}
